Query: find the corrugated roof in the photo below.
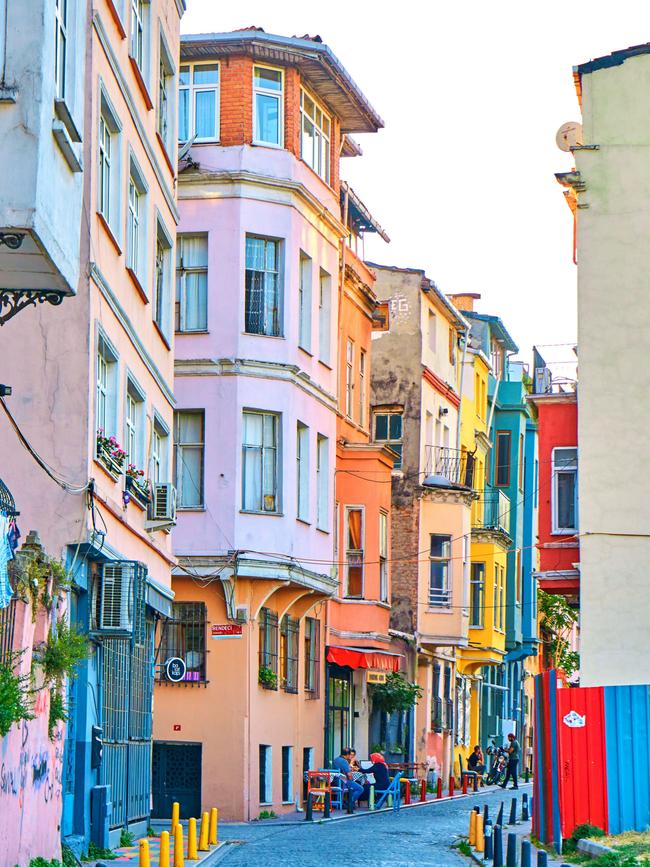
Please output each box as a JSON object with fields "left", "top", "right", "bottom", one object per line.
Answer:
{"left": 575, "top": 42, "right": 650, "bottom": 76}
{"left": 181, "top": 30, "right": 383, "bottom": 133}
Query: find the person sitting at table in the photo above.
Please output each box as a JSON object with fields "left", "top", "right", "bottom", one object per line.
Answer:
{"left": 359, "top": 751, "right": 391, "bottom": 802}
{"left": 349, "top": 749, "right": 361, "bottom": 772}
{"left": 332, "top": 747, "right": 364, "bottom": 810}
{"left": 467, "top": 745, "right": 486, "bottom": 775}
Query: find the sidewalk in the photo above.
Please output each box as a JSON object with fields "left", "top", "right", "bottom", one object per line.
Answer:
{"left": 104, "top": 825, "right": 227, "bottom": 866}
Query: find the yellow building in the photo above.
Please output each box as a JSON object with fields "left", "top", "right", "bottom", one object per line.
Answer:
{"left": 451, "top": 293, "right": 510, "bottom": 774}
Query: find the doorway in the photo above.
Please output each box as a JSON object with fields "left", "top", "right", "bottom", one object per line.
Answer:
{"left": 152, "top": 742, "right": 202, "bottom": 820}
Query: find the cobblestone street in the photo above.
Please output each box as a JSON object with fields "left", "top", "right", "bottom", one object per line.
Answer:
{"left": 217, "top": 784, "right": 533, "bottom": 866}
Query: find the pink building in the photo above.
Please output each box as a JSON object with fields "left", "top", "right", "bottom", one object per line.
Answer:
{"left": 153, "top": 29, "right": 383, "bottom": 821}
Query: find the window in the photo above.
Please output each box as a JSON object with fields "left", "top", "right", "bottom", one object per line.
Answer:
{"left": 178, "top": 63, "right": 219, "bottom": 142}
{"left": 96, "top": 332, "right": 118, "bottom": 440}
{"left": 359, "top": 350, "right": 367, "bottom": 428}
{"left": 318, "top": 270, "right": 331, "bottom": 364}
{"left": 518, "top": 433, "right": 524, "bottom": 490}
{"left": 298, "top": 252, "right": 312, "bottom": 351}
{"left": 448, "top": 328, "right": 456, "bottom": 365}
{"left": 259, "top": 607, "right": 278, "bottom": 684}
{"left": 491, "top": 341, "right": 503, "bottom": 380}
{"left": 280, "top": 615, "right": 299, "bottom": 693}
{"left": 54, "top": 0, "right": 67, "bottom": 99}
{"left": 374, "top": 412, "right": 403, "bottom": 469}
{"left": 159, "top": 602, "right": 206, "bottom": 682}
{"left": 495, "top": 431, "right": 511, "bottom": 487}
{"left": 300, "top": 89, "right": 330, "bottom": 183}
{"left": 154, "top": 221, "right": 172, "bottom": 335}
{"left": 431, "top": 663, "right": 442, "bottom": 731}
{"left": 553, "top": 447, "right": 578, "bottom": 533}
{"left": 242, "top": 411, "right": 279, "bottom": 513}
{"left": 379, "top": 511, "right": 389, "bottom": 602}
{"left": 316, "top": 435, "right": 329, "bottom": 531}
{"left": 493, "top": 564, "right": 505, "bottom": 630}
{"left": 259, "top": 745, "right": 272, "bottom": 803}
{"left": 470, "top": 563, "right": 485, "bottom": 628}
{"left": 516, "top": 549, "right": 522, "bottom": 603}
{"left": 428, "top": 310, "right": 437, "bottom": 353}
{"left": 304, "top": 617, "right": 320, "bottom": 696}
{"left": 97, "top": 87, "right": 122, "bottom": 238}
{"left": 125, "top": 378, "right": 145, "bottom": 470}
{"left": 130, "top": 0, "right": 144, "bottom": 71}
{"left": 344, "top": 507, "right": 364, "bottom": 598}
{"left": 127, "top": 159, "right": 148, "bottom": 283}
{"left": 281, "top": 746, "right": 293, "bottom": 803}
{"left": 98, "top": 115, "right": 111, "bottom": 222}
{"left": 157, "top": 39, "right": 175, "bottom": 152}
{"left": 429, "top": 534, "right": 451, "bottom": 607}
{"left": 499, "top": 565, "right": 505, "bottom": 629}
{"left": 174, "top": 411, "right": 204, "bottom": 508}
{"left": 253, "top": 66, "right": 283, "bottom": 146}
{"left": 176, "top": 234, "right": 208, "bottom": 332}
{"left": 296, "top": 422, "right": 309, "bottom": 522}
{"left": 151, "top": 415, "right": 169, "bottom": 484}
{"left": 245, "top": 236, "right": 281, "bottom": 336}
{"left": 345, "top": 340, "right": 354, "bottom": 418}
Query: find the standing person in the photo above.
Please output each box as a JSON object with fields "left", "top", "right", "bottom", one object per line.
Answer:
{"left": 500, "top": 733, "right": 520, "bottom": 790}
{"left": 332, "top": 747, "right": 364, "bottom": 809}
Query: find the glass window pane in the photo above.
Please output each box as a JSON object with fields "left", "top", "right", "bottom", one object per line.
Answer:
{"left": 255, "top": 67, "right": 282, "bottom": 91}
{"left": 179, "top": 66, "right": 190, "bottom": 86}
{"left": 179, "top": 412, "right": 202, "bottom": 443}
{"left": 555, "top": 448, "right": 577, "bottom": 467}
{"left": 193, "top": 63, "right": 219, "bottom": 85}
{"left": 195, "top": 90, "right": 216, "bottom": 138}
{"left": 375, "top": 415, "right": 388, "bottom": 440}
{"left": 179, "top": 235, "right": 208, "bottom": 267}
{"left": 244, "top": 412, "right": 263, "bottom": 446}
{"left": 557, "top": 472, "right": 576, "bottom": 527}
{"left": 389, "top": 414, "right": 402, "bottom": 439}
{"left": 430, "top": 534, "right": 450, "bottom": 557}
{"left": 184, "top": 273, "right": 207, "bottom": 331}
{"left": 178, "top": 89, "right": 189, "bottom": 141}
{"left": 180, "top": 447, "right": 202, "bottom": 506}
{"left": 255, "top": 93, "right": 280, "bottom": 144}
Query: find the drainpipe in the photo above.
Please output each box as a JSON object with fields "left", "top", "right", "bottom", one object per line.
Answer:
{"left": 337, "top": 183, "right": 350, "bottom": 414}
{"left": 486, "top": 377, "right": 500, "bottom": 438}
{"left": 455, "top": 328, "right": 468, "bottom": 453}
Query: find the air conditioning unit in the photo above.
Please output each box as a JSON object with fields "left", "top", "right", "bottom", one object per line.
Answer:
{"left": 147, "top": 483, "right": 177, "bottom": 527}
{"left": 96, "top": 561, "right": 136, "bottom": 637}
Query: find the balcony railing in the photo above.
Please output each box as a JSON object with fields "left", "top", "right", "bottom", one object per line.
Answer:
{"left": 424, "top": 446, "right": 474, "bottom": 488}
{"left": 472, "top": 490, "right": 511, "bottom": 536}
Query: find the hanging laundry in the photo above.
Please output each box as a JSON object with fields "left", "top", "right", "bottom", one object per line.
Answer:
{"left": 0, "top": 512, "right": 13, "bottom": 609}
{"left": 8, "top": 517, "right": 20, "bottom": 557}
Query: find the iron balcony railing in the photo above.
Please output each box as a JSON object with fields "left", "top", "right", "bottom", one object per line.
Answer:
{"left": 424, "top": 446, "right": 475, "bottom": 488}
{"left": 472, "top": 490, "right": 511, "bottom": 536}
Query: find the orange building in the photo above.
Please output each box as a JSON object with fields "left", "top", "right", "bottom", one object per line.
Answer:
{"left": 324, "top": 186, "right": 398, "bottom": 762}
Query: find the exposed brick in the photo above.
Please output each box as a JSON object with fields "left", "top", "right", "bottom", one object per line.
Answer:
{"left": 390, "top": 500, "right": 420, "bottom": 635}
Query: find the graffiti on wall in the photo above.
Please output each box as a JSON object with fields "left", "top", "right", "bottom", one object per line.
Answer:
{"left": 0, "top": 719, "right": 63, "bottom": 807}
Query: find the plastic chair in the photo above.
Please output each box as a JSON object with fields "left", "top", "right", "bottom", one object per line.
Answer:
{"left": 459, "top": 754, "right": 480, "bottom": 790}
{"left": 375, "top": 771, "right": 403, "bottom": 812}
{"left": 318, "top": 768, "right": 345, "bottom": 809}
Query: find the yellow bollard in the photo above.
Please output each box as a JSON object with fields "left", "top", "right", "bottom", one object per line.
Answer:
{"left": 475, "top": 814, "right": 484, "bottom": 853}
{"left": 173, "top": 824, "right": 184, "bottom": 867}
{"left": 209, "top": 807, "right": 218, "bottom": 845}
{"left": 187, "top": 817, "right": 198, "bottom": 860}
{"left": 139, "top": 838, "right": 150, "bottom": 867}
{"left": 469, "top": 808, "right": 477, "bottom": 846}
{"left": 159, "top": 831, "right": 170, "bottom": 867}
{"left": 199, "top": 811, "right": 209, "bottom": 851}
{"left": 171, "top": 801, "right": 180, "bottom": 834}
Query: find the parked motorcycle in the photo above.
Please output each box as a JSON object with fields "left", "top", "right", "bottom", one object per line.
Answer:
{"left": 485, "top": 745, "right": 508, "bottom": 785}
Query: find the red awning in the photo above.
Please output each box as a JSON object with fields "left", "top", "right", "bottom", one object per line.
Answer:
{"left": 326, "top": 646, "right": 401, "bottom": 672}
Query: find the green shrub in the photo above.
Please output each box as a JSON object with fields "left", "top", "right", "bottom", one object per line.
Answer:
{"left": 48, "top": 688, "right": 67, "bottom": 739}
{"left": 0, "top": 656, "right": 34, "bottom": 737}
{"left": 42, "top": 623, "right": 89, "bottom": 685}
{"left": 81, "top": 843, "right": 116, "bottom": 861}
{"left": 119, "top": 830, "right": 135, "bottom": 848}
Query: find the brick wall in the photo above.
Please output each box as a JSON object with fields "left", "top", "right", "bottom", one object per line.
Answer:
{"left": 390, "top": 499, "right": 420, "bottom": 634}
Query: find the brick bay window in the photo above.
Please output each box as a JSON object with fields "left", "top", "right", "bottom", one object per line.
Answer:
{"left": 242, "top": 410, "right": 279, "bottom": 513}
{"left": 259, "top": 608, "right": 279, "bottom": 689}
{"left": 158, "top": 602, "right": 207, "bottom": 683}
{"left": 429, "top": 534, "right": 451, "bottom": 607}
{"left": 245, "top": 236, "right": 281, "bottom": 336}
{"left": 344, "top": 506, "right": 364, "bottom": 598}
{"left": 178, "top": 62, "right": 220, "bottom": 143}
{"left": 280, "top": 615, "right": 299, "bottom": 693}
{"left": 304, "top": 617, "right": 320, "bottom": 697}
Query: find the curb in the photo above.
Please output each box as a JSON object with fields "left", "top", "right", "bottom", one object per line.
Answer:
{"left": 577, "top": 838, "right": 615, "bottom": 858}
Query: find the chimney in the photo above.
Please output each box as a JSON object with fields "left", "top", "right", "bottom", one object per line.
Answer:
{"left": 447, "top": 292, "right": 481, "bottom": 312}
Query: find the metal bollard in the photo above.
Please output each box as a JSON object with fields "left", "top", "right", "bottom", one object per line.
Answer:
{"left": 521, "top": 839, "right": 532, "bottom": 867}
{"left": 462, "top": 775, "right": 468, "bottom": 795}
{"left": 138, "top": 839, "right": 150, "bottom": 867}
{"left": 493, "top": 826, "right": 503, "bottom": 867}
{"left": 420, "top": 779, "right": 427, "bottom": 802}
{"left": 537, "top": 851, "right": 548, "bottom": 867}
{"left": 369, "top": 785, "right": 375, "bottom": 811}
{"left": 347, "top": 788, "right": 354, "bottom": 814}
{"left": 496, "top": 802, "right": 504, "bottom": 827}
{"left": 522, "top": 792, "right": 529, "bottom": 821}
{"left": 171, "top": 801, "right": 180, "bottom": 834}
{"left": 449, "top": 775, "right": 455, "bottom": 797}
{"left": 484, "top": 822, "right": 493, "bottom": 860}
{"left": 483, "top": 804, "right": 489, "bottom": 826}
{"left": 324, "top": 790, "right": 331, "bottom": 819}
{"left": 209, "top": 807, "right": 218, "bottom": 845}
{"left": 404, "top": 780, "right": 411, "bottom": 805}
{"left": 469, "top": 809, "right": 477, "bottom": 846}
{"left": 436, "top": 777, "right": 443, "bottom": 799}
{"left": 173, "top": 824, "right": 184, "bottom": 867}
{"left": 476, "top": 814, "right": 485, "bottom": 853}
{"left": 305, "top": 792, "right": 313, "bottom": 821}
{"left": 187, "top": 817, "right": 198, "bottom": 860}
{"left": 473, "top": 773, "right": 479, "bottom": 792}
{"left": 159, "top": 831, "right": 170, "bottom": 867}
{"left": 525, "top": 767, "right": 530, "bottom": 783}
{"left": 199, "top": 812, "right": 209, "bottom": 851}
{"left": 509, "top": 796, "right": 518, "bottom": 825}
{"left": 506, "top": 832, "right": 517, "bottom": 867}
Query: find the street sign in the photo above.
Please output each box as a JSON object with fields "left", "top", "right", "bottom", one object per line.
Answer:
{"left": 367, "top": 671, "right": 387, "bottom": 684}
{"left": 165, "top": 657, "right": 187, "bottom": 682}
{"left": 211, "top": 624, "right": 243, "bottom": 639}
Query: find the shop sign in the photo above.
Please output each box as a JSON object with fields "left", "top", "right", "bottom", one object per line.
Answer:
{"left": 165, "top": 657, "right": 187, "bottom": 683}
{"left": 367, "top": 670, "right": 387, "bottom": 684}
{"left": 211, "top": 623, "right": 243, "bottom": 639}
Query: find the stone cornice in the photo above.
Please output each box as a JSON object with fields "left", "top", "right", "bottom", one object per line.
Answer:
{"left": 174, "top": 356, "right": 337, "bottom": 411}
{"left": 471, "top": 527, "right": 512, "bottom": 550}
{"left": 420, "top": 486, "right": 475, "bottom": 507}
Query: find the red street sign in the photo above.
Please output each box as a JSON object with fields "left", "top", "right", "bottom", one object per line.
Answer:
{"left": 173, "top": 724, "right": 181, "bottom": 731}
{"left": 211, "top": 624, "right": 243, "bottom": 639}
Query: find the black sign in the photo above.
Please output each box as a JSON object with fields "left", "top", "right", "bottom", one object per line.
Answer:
{"left": 165, "top": 657, "right": 187, "bottom": 683}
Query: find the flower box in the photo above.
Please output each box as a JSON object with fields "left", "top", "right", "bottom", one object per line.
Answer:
{"left": 97, "top": 444, "right": 124, "bottom": 479}
{"left": 125, "top": 474, "right": 151, "bottom": 508}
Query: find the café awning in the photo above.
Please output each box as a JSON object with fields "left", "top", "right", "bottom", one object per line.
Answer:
{"left": 326, "top": 645, "right": 402, "bottom": 672}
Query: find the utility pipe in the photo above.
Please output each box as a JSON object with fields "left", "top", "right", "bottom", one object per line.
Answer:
{"left": 455, "top": 328, "right": 469, "bottom": 453}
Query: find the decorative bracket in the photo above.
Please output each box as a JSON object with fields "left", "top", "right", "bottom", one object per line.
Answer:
{"left": 0, "top": 289, "right": 65, "bottom": 325}
{"left": 0, "top": 232, "right": 25, "bottom": 250}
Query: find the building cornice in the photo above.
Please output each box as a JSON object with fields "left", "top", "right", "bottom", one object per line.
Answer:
{"left": 422, "top": 366, "right": 460, "bottom": 409}
{"left": 471, "top": 527, "right": 512, "bottom": 550}
{"left": 420, "top": 486, "right": 475, "bottom": 507}
{"left": 328, "top": 626, "right": 393, "bottom": 645}
{"left": 174, "top": 356, "right": 337, "bottom": 411}
{"left": 527, "top": 392, "right": 577, "bottom": 406}
{"left": 178, "top": 167, "right": 346, "bottom": 238}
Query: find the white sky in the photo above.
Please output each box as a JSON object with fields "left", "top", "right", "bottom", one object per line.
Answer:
{"left": 181, "top": 0, "right": 650, "bottom": 370}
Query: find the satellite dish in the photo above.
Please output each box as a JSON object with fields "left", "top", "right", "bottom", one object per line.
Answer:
{"left": 178, "top": 133, "right": 197, "bottom": 160}
{"left": 556, "top": 122, "right": 583, "bottom": 152}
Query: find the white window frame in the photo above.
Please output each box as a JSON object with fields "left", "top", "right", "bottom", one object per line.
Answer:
{"left": 98, "top": 114, "right": 111, "bottom": 223}
{"left": 157, "top": 33, "right": 176, "bottom": 153}
{"left": 344, "top": 505, "right": 364, "bottom": 599}
{"left": 300, "top": 88, "right": 331, "bottom": 184}
{"left": 374, "top": 411, "right": 403, "bottom": 470}
{"left": 242, "top": 410, "right": 280, "bottom": 514}
{"left": 253, "top": 64, "right": 284, "bottom": 148}
{"left": 318, "top": 269, "right": 331, "bottom": 365}
{"left": 244, "top": 235, "right": 282, "bottom": 337}
{"left": 379, "top": 511, "right": 389, "bottom": 602}
{"left": 96, "top": 330, "right": 119, "bottom": 441}
{"left": 176, "top": 234, "right": 208, "bottom": 333}
{"left": 124, "top": 374, "right": 146, "bottom": 471}
{"left": 54, "top": 0, "right": 67, "bottom": 99}
{"left": 316, "top": 434, "right": 329, "bottom": 532}
{"left": 552, "top": 446, "right": 578, "bottom": 534}
{"left": 154, "top": 215, "right": 173, "bottom": 338}
{"left": 178, "top": 61, "right": 220, "bottom": 143}
{"left": 359, "top": 349, "right": 367, "bottom": 428}
{"left": 429, "top": 534, "right": 451, "bottom": 607}
{"left": 130, "top": 0, "right": 145, "bottom": 72}
{"left": 174, "top": 410, "right": 204, "bottom": 508}
{"left": 345, "top": 339, "right": 354, "bottom": 418}
{"left": 127, "top": 154, "right": 148, "bottom": 286}
{"left": 150, "top": 416, "right": 169, "bottom": 485}
{"left": 97, "top": 84, "right": 123, "bottom": 240}
{"left": 296, "top": 422, "right": 309, "bottom": 523}
{"left": 298, "top": 252, "right": 312, "bottom": 352}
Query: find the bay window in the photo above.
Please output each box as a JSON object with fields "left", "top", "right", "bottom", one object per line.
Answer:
{"left": 379, "top": 511, "right": 389, "bottom": 602}
{"left": 429, "top": 534, "right": 451, "bottom": 607}
{"left": 178, "top": 63, "right": 219, "bottom": 142}
{"left": 242, "top": 410, "right": 279, "bottom": 513}
{"left": 245, "top": 236, "right": 281, "bottom": 336}
{"left": 253, "top": 66, "right": 283, "bottom": 146}
{"left": 300, "top": 89, "right": 331, "bottom": 183}
{"left": 316, "top": 435, "right": 329, "bottom": 531}
{"left": 344, "top": 506, "right": 364, "bottom": 598}
{"left": 176, "top": 234, "right": 208, "bottom": 332}
{"left": 174, "top": 410, "right": 204, "bottom": 508}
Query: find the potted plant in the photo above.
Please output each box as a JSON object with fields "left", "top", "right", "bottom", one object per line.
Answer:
{"left": 125, "top": 464, "right": 151, "bottom": 507}
{"left": 258, "top": 665, "right": 278, "bottom": 690}
{"left": 96, "top": 429, "right": 126, "bottom": 476}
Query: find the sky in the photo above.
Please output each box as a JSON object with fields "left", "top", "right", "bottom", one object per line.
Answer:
{"left": 181, "top": 1, "right": 650, "bottom": 374}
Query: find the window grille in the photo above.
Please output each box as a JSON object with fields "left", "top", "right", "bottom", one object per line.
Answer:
{"left": 157, "top": 602, "right": 207, "bottom": 683}
{"left": 259, "top": 608, "right": 278, "bottom": 687}
{"left": 280, "top": 615, "right": 299, "bottom": 693}
{"left": 304, "top": 617, "right": 320, "bottom": 697}
{"left": 0, "top": 598, "right": 16, "bottom": 665}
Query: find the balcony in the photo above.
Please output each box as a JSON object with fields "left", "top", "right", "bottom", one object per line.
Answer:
{"left": 423, "top": 446, "right": 474, "bottom": 488}
{"left": 472, "top": 490, "right": 511, "bottom": 536}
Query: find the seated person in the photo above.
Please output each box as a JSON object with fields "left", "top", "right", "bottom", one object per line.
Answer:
{"left": 467, "top": 745, "right": 486, "bottom": 775}
{"left": 360, "top": 751, "right": 391, "bottom": 802}
{"left": 332, "top": 747, "right": 364, "bottom": 809}
{"left": 349, "top": 749, "right": 361, "bottom": 773}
